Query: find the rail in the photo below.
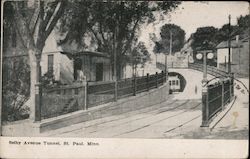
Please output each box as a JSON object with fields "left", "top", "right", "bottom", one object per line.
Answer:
{"left": 188, "top": 63, "right": 229, "bottom": 78}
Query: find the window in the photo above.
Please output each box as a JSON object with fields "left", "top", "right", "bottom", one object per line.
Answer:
{"left": 48, "top": 54, "right": 54, "bottom": 73}
{"left": 176, "top": 80, "right": 179, "bottom": 86}
{"left": 172, "top": 80, "right": 176, "bottom": 85}
{"left": 169, "top": 81, "right": 172, "bottom": 85}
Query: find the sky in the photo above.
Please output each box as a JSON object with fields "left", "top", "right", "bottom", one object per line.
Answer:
{"left": 166, "top": 1, "right": 249, "bottom": 39}
{"left": 139, "top": 1, "right": 249, "bottom": 52}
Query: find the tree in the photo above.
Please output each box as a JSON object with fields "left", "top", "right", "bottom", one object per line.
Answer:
{"left": 154, "top": 24, "right": 186, "bottom": 54}
{"left": 214, "top": 24, "right": 231, "bottom": 43}
{"left": 191, "top": 26, "right": 219, "bottom": 66}
{"left": 237, "top": 14, "right": 249, "bottom": 30}
{"left": 5, "top": 0, "right": 66, "bottom": 120}
{"left": 215, "top": 23, "right": 240, "bottom": 43}
{"left": 131, "top": 42, "right": 151, "bottom": 67}
{"left": 191, "top": 26, "right": 218, "bottom": 51}
{"left": 57, "top": 1, "right": 181, "bottom": 79}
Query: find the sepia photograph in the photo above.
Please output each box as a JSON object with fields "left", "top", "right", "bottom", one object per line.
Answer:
{"left": 0, "top": 0, "right": 249, "bottom": 158}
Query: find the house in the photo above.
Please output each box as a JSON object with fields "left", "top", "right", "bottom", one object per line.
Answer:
{"left": 40, "top": 31, "right": 113, "bottom": 84}
{"left": 3, "top": 29, "right": 113, "bottom": 85}
{"left": 216, "top": 31, "right": 249, "bottom": 77}
{"left": 180, "top": 36, "right": 194, "bottom": 63}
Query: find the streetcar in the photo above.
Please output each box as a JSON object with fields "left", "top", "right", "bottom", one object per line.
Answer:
{"left": 169, "top": 75, "right": 181, "bottom": 93}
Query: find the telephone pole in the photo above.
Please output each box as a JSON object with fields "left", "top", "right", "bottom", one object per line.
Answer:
{"left": 170, "top": 31, "right": 172, "bottom": 55}
{"left": 228, "top": 14, "right": 231, "bottom": 73}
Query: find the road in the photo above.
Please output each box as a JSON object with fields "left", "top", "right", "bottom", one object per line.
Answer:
{"left": 43, "top": 97, "right": 202, "bottom": 138}
{"left": 42, "top": 78, "right": 248, "bottom": 139}
{"left": 40, "top": 75, "right": 248, "bottom": 139}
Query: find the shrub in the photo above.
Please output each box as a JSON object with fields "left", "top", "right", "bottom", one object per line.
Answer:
{"left": 2, "top": 57, "right": 30, "bottom": 122}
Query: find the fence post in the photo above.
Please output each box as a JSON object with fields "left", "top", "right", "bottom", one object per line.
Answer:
{"left": 161, "top": 70, "right": 164, "bottom": 85}
{"left": 84, "top": 81, "right": 88, "bottom": 110}
{"left": 147, "top": 73, "right": 149, "bottom": 91}
{"left": 221, "top": 80, "right": 224, "bottom": 110}
{"left": 34, "top": 83, "right": 42, "bottom": 121}
{"left": 114, "top": 81, "right": 118, "bottom": 101}
{"left": 133, "top": 74, "right": 136, "bottom": 96}
{"left": 230, "top": 73, "right": 234, "bottom": 99}
{"left": 156, "top": 72, "right": 158, "bottom": 88}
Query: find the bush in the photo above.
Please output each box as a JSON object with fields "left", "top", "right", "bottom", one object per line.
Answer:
{"left": 41, "top": 70, "right": 62, "bottom": 89}
{"left": 2, "top": 57, "right": 30, "bottom": 122}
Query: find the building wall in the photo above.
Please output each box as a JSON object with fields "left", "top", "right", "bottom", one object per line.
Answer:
{"left": 92, "top": 56, "right": 112, "bottom": 81}
{"left": 231, "top": 40, "right": 249, "bottom": 77}
{"left": 217, "top": 40, "right": 249, "bottom": 77}
{"left": 59, "top": 54, "right": 74, "bottom": 84}
{"left": 40, "top": 52, "right": 62, "bottom": 81}
{"left": 217, "top": 48, "right": 233, "bottom": 68}
{"left": 75, "top": 56, "right": 112, "bottom": 82}
{"left": 79, "top": 55, "right": 95, "bottom": 81}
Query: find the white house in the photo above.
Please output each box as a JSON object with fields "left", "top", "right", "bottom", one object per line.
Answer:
{"left": 41, "top": 31, "right": 112, "bottom": 84}
{"left": 216, "top": 40, "right": 234, "bottom": 70}
{"left": 216, "top": 31, "right": 249, "bottom": 77}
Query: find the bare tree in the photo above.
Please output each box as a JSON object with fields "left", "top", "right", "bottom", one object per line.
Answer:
{"left": 10, "top": 0, "right": 66, "bottom": 120}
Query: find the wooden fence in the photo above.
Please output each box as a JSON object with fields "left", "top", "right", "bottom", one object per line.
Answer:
{"left": 87, "top": 71, "right": 167, "bottom": 108}
{"left": 41, "top": 71, "right": 167, "bottom": 119}
{"left": 41, "top": 83, "right": 86, "bottom": 119}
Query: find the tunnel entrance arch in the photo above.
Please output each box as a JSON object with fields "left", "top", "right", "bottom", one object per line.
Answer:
{"left": 168, "top": 72, "right": 187, "bottom": 92}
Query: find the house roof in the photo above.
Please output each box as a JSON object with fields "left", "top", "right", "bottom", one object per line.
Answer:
{"left": 61, "top": 51, "right": 110, "bottom": 58}
{"left": 216, "top": 40, "right": 239, "bottom": 49}
{"left": 216, "top": 29, "right": 249, "bottom": 49}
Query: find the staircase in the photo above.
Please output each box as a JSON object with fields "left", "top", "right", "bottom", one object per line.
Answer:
{"left": 61, "top": 98, "right": 78, "bottom": 114}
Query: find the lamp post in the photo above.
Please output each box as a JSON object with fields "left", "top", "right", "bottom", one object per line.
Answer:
{"left": 198, "top": 50, "right": 209, "bottom": 127}
{"left": 197, "top": 40, "right": 214, "bottom": 127}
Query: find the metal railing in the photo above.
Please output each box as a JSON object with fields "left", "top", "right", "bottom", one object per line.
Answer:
{"left": 202, "top": 77, "right": 234, "bottom": 126}
{"left": 189, "top": 63, "right": 228, "bottom": 78}
{"left": 188, "top": 63, "right": 235, "bottom": 127}
{"left": 207, "top": 79, "right": 231, "bottom": 120}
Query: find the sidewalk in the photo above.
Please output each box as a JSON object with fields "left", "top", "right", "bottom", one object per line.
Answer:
{"left": 209, "top": 79, "right": 249, "bottom": 139}
{"left": 182, "top": 78, "right": 249, "bottom": 139}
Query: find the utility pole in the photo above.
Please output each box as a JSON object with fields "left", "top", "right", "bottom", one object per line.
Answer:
{"left": 165, "top": 31, "right": 172, "bottom": 72}
{"left": 170, "top": 31, "right": 172, "bottom": 55}
{"left": 228, "top": 15, "right": 234, "bottom": 101}
{"left": 169, "top": 31, "right": 172, "bottom": 68}
{"left": 236, "top": 35, "right": 240, "bottom": 70}
{"left": 165, "top": 51, "right": 168, "bottom": 73}
{"left": 228, "top": 14, "right": 231, "bottom": 74}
